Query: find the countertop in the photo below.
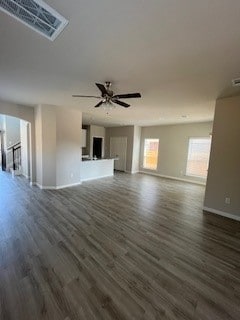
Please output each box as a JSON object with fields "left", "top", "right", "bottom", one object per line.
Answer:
{"left": 81, "top": 158, "right": 118, "bottom": 162}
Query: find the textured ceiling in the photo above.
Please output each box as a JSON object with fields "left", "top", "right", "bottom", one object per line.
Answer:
{"left": 1, "top": 0, "right": 240, "bottom": 126}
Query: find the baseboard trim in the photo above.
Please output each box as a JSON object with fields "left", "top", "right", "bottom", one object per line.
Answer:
{"left": 35, "top": 181, "right": 82, "bottom": 190}
{"left": 81, "top": 174, "right": 113, "bottom": 182}
{"left": 56, "top": 182, "right": 82, "bottom": 189}
{"left": 139, "top": 171, "right": 206, "bottom": 186}
{"left": 125, "top": 170, "right": 139, "bottom": 174}
{"left": 22, "top": 174, "right": 30, "bottom": 179}
{"left": 203, "top": 206, "right": 240, "bottom": 222}
{"left": 36, "top": 184, "right": 56, "bottom": 190}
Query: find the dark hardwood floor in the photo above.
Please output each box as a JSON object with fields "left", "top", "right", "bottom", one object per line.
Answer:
{"left": 0, "top": 171, "right": 240, "bottom": 320}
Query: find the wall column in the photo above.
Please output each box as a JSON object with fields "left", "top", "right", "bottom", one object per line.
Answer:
{"left": 35, "top": 104, "right": 82, "bottom": 189}
{"left": 204, "top": 96, "right": 240, "bottom": 220}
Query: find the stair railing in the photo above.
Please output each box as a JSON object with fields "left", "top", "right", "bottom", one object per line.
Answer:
{"left": 7, "top": 142, "right": 21, "bottom": 171}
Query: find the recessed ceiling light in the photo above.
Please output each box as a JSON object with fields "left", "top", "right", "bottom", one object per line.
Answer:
{"left": 181, "top": 115, "right": 188, "bottom": 118}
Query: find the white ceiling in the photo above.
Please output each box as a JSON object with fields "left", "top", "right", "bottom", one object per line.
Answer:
{"left": 1, "top": 0, "right": 240, "bottom": 127}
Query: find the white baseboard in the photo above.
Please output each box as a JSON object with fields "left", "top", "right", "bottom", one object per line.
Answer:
{"left": 125, "top": 170, "right": 139, "bottom": 174}
{"left": 22, "top": 174, "right": 30, "bottom": 179}
{"left": 35, "top": 184, "right": 56, "bottom": 190}
{"left": 56, "top": 182, "right": 82, "bottom": 189}
{"left": 11, "top": 170, "right": 22, "bottom": 177}
{"left": 81, "top": 174, "right": 113, "bottom": 182}
{"left": 139, "top": 171, "right": 206, "bottom": 186}
{"left": 203, "top": 206, "right": 240, "bottom": 222}
{"left": 34, "top": 181, "right": 82, "bottom": 190}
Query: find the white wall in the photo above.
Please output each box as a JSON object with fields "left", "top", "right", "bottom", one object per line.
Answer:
{"left": 5, "top": 116, "right": 20, "bottom": 148}
{"left": 35, "top": 104, "right": 82, "bottom": 189}
{"left": 204, "top": 96, "right": 240, "bottom": 219}
{"left": 35, "top": 105, "right": 43, "bottom": 186}
{"left": 56, "top": 107, "right": 82, "bottom": 187}
{"left": 20, "top": 120, "right": 30, "bottom": 178}
{"left": 0, "top": 115, "right": 4, "bottom": 130}
{"left": 35, "top": 105, "right": 56, "bottom": 187}
{"left": 140, "top": 122, "right": 213, "bottom": 183}
{"left": 1, "top": 115, "right": 6, "bottom": 150}
{"left": 132, "top": 126, "right": 141, "bottom": 173}
{"left": 0, "top": 115, "right": 4, "bottom": 166}
{"left": 42, "top": 105, "right": 57, "bottom": 187}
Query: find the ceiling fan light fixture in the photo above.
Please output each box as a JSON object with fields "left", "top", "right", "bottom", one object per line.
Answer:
{"left": 232, "top": 78, "right": 240, "bottom": 87}
{"left": 103, "top": 101, "right": 115, "bottom": 110}
{"left": 72, "top": 82, "right": 141, "bottom": 110}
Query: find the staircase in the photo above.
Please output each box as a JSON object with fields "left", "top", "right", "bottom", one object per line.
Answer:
{"left": 7, "top": 142, "right": 21, "bottom": 176}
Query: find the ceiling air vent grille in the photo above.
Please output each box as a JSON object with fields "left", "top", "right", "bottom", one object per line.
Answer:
{"left": 232, "top": 78, "right": 240, "bottom": 87}
{"left": 0, "top": 0, "right": 68, "bottom": 40}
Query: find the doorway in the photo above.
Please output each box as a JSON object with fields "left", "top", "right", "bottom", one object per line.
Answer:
{"left": 93, "top": 137, "right": 103, "bottom": 159}
{"left": 110, "top": 137, "right": 127, "bottom": 171}
{"left": 0, "top": 116, "right": 31, "bottom": 179}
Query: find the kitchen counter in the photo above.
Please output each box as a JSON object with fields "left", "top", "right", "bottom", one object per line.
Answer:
{"left": 80, "top": 158, "right": 116, "bottom": 181}
{"left": 82, "top": 157, "right": 118, "bottom": 161}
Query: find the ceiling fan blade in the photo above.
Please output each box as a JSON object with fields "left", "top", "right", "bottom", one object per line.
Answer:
{"left": 112, "top": 99, "right": 130, "bottom": 108}
{"left": 94, "top": 101, "right": 104, "bottom": 108}
{"left": 113, "top": 93, "right": 141, "bottom": 99}
{"left": 72, "top": 95, "right": 101, "bottom": 98}
{"left": 95, "top": 83, "right": 108, "bottom": 96}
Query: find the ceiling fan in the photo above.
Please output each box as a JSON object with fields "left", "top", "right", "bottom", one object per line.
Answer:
{"left": 72, "top": 82, "right": 141, "bottom": 108}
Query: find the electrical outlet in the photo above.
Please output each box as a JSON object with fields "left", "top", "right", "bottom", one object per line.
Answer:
{"left": 225, "top": 197, "right": 231, "bottom": 204}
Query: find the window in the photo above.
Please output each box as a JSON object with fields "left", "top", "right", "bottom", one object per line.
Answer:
{"left": 143, "top": 139, "right": 159, "bottom": 170}
{"left": 186, "top": 138, "right": 211, "bottom": 178}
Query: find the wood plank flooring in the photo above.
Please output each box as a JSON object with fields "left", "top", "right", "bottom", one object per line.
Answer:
{"left": 0, "top": 171, "right": 240, "bottom": 320}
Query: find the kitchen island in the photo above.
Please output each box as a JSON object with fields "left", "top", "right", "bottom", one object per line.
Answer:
{"left": 80, "top": 158, "right": 116, "bottom": 182}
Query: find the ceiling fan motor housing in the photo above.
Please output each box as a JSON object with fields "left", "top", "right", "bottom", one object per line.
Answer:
{"left": 105, "top": 82, "right": 113, "bottom": 97}
{"left": 105, "top": 81, "right": 112, "bottom": 88}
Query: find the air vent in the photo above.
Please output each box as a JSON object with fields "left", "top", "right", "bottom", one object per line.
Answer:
{"left": 0, "top": 0, "right": 68, "bottom": 40}
{"left": 232, "top": 78, "right": 240, "bottom": 87}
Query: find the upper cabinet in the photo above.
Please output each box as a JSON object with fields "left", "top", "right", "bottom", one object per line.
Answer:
{"left": 81, "top": 129, "right": 87, "bottom": 148}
